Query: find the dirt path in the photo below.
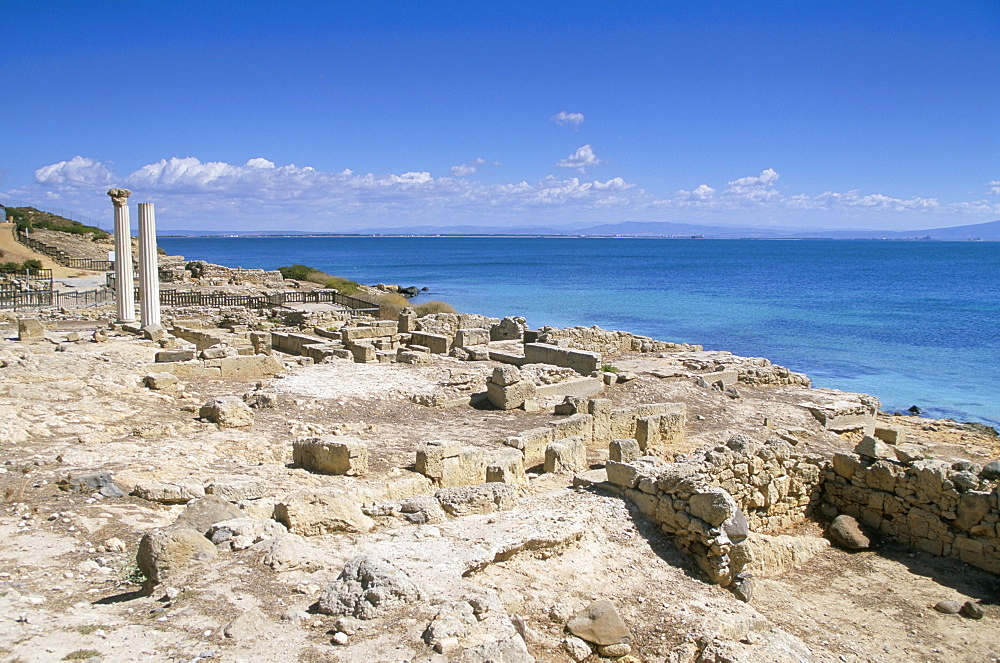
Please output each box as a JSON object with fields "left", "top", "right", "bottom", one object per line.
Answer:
{"left": 0, "top": 222, "right": 90, "bottom": 278}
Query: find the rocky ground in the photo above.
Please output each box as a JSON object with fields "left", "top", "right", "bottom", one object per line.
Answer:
{"left": 0, "top": 310, "right": 997, "bottom": 663}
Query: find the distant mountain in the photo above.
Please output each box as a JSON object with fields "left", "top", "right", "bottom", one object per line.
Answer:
{"left": 791, "top": 219, "right": 1000, "bottom": 241}
{"left": 158, "top": 219, "right": 1000, "bottom": 240}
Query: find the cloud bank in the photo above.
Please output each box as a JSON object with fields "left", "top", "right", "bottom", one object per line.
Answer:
{"left": 5, "top": 156, "right": 998, "bottom": 231}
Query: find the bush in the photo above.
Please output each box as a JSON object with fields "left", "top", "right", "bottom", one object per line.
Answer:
{"left": 414, "top": 300, "right": 457, "bottom": 316}
{"left": 278, "top": 264, "right": 318, "bottom": 281}
{"left": 373, "top": 292, "right": 409, "bottom": 320}
{"left": 277, "top": 264, "right": 363, "bottom": 295}
{"left": 22, "top": 259, "right": 42, "bottom": 270}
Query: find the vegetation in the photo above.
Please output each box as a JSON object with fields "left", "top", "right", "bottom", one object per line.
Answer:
{"left": 601, "top": 363, "right": 621, "bottom": 373}
{"left": 63, "top": 651, "right": 102, "bottom": 661}
{"left": 3, "top": 206, "right": 110, "bottom": 240}
{"left": 414, "top": 300, "right": 457, "bottom": 316}
{"left": 0, "top": 259, "right": 43, "bottom": 273}
{"left": 277, "top": 264, "right": 363, "bottom": 295}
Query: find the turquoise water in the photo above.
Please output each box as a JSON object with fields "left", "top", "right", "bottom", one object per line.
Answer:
{"left": 157, "top": 236, "right": 1000, "bottom": 427}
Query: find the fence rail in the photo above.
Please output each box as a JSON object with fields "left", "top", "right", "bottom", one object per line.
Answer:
{"left": 13, "top": 231, "right": 120, "bottom": 272}
{"left": 2, "top": 285, "right": 378, "bottom": 316}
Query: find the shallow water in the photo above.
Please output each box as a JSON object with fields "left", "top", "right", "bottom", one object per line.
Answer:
{"left": 158, "top": 236, "right": 1000, "bottom": 427}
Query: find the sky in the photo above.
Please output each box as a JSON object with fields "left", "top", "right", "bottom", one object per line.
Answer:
{"left": 1, "top": 0, "right": 998, "bottom": 232}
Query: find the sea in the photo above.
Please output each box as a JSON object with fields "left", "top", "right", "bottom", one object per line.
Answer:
{"left": 157, "top": 236, "right": 1000, "bottom": 429}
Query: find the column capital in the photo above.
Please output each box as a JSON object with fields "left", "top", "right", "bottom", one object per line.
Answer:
{"left": 107, "top": 188, "right": 132, "bottom": 207}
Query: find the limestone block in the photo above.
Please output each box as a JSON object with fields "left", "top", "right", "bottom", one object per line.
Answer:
{"left": 486, "top": 449, "right": 527, "bottom": 485}
{"left": 548, "top": 413, "right": 595, "bottom": 447}
{"left": 894, "top": 443, "right": 927, "bottom": 465}
{"left": 293, "top": 436, "right": 369, "bottom": 476}
{"left": 566, "top": 600, "right": 632, "bottom": 646}
{"left": 806, "top": 401, "right": 876, "bottom": 434}
{"left": 698, "top": 368, "right": 738, "bottom": 388}
{"left": 409, "top": 331, "right": 451, "bottom": 354}
{"left": 589, "top": 398, "right": 612, "bottom": 442}
{"left": 349, "top": 342, "right": 376, "bottom": 363}
{"left": 609, "top": 409, "right": 638, "bottom": 439}
{"left": 610, "top": 438, "right": 640, "bottom": 463}
{"left": 875, "top": 424, "right": 905, "bottom": 445}
{"left": 200, "top": 396, "right": 254, "bottom": 428}
{"left": 504, "top": 427, "right": 554, "bottom": 467}
{"left": 274, "top": 489, "right": 375, "bottom": 536}
{"left": 156, "top": 349, "right": 196, "bottom": 363}
{"left": 17, "top": 318, "right": 45, "bottom": 341}
{"left": 544, "top": 436, "right": 588, "bottom": 474}
{"left": 606, "top": 457, "right": 664, "bottom": 489}
{"left": 832, "top": 452, "right": 861, "bottom": 480}
{"left": 436, "top": 483, "right": 519, "bottom": 516}
{"left": 491, "top": 364, "right": 522, "bottom": 387}
{"left": 132, "top": 482, "right": 206, "bottom": 504}
{"left": 635, "top": 405, "right": 685, "bottom": 455}
{"left": 201, "top": 478, "right": 266, "bottom": 503}
{"left": 249, "top": 331, "right": 272, "bottom": 355}
{"left": 688, "top": 487, "right": 738, "bottom": 526}
{"left": 211, "top": 355, "right": 284, "bottom": 378}
{"left": 137, "top": 527, "right": 217, "bottom": 590}
{"left": 144, "top": 372, "right": 179, "bottom": 391}
{"left": 416, "top": 439, "right": 464, "bottom": 481}
{"left": 454, "top": 328, "right": 490, "bottom": 347}
{"left": 486, "top": 379, "right": 536, "bottom": 410}
{"left": 171, "top": 495, "right": 244, "bottom": 534}
{"left": 855, "top": 436, "right": 895, "bottom": 460}
{"left": 523, "top": 342, "right": 600, "bottom": 375}
{"left": 341, "top": 326, "right": 379, "bottom": 342}
{"left": 398, "top": 309, "right": 417, "bottom": 333}
{"left": 490, "top": 316, "right": 525, "bottom": 341}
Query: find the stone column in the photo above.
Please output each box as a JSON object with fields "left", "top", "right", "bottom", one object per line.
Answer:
{"left": 108, "top": 188, "right": 135, "bottom": 324}
{"left": 137, "top": 202, "right": 161, "bottom": 327}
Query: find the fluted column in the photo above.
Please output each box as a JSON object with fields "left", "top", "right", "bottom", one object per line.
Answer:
{"left": 107, "top": 188, "right": 135, "bottom": 323}
{"left": 137, "top": 202, "right": 161, "bottom": 327}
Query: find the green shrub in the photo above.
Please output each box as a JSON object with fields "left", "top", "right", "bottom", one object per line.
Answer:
{"left": 414, "top": 300, "right": 457, "bottom": 316}
{"left": 601, "top": 364, "right": 621, "bottom": 373}
{"left": 278, "top": 264, "right": 319, "bottom": 281}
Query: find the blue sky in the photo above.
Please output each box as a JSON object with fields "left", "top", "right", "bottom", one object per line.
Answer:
{"left": 1, "top": 0, "right": 997, "bottom": 231}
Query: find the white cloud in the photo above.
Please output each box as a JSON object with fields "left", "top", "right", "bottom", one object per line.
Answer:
{"left": 988, "top": 180, "right": 1000, "bottom": 195}
{"left": 450, "top": 157, "right": 493, "bottom": 177}
{"left": 11, "top": 156, "right": 1000, "bottom": 231}
{"left": 34, "top": 156, "right": 116, "bottom": 189}
{"left": 552, "top": 111, "right": 585, "bottom": 127}
{"left": 557, "top": 145, "right": 602, "bottom": 171}
{"left": 724, "top": 168, "right": 780, "bottom": 203}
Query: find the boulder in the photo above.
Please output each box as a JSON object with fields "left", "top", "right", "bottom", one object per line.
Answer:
{"left": 136, "top": 527, "right": 217, "bottom": 590}
{"left": 132, "top": 481, "right": 205, "bottom": 504}
{"left": 317, "top": 554, "right": 422, "bottom": 619}
{"left": 980, "top": 460, "right": 1000, "bottom": 481}
{"left": 688, "top": 487, "right": 738, "bottom": 527}
{"left": 458, "top": 634, "right": 534, "bottom": 663}
{"left": 199, "top": 396, "right": 254, "bottom": 428}
{"left": 171, "top": 495, "right": 244, "bottom": 535}
{"left": 274, "top": 489, "right": 374, "bottom": 536}
{"left": 144, "top": 372, "right": 179, "bottom": 391}
{"left": 436, "top": 483, "right": 519, "bottom": 517}
{"left": 828, "top": 514, "right": 870, "bottom": 550}
{"left": 17, "top": 318, "right": 45, "bottom": 341}
{"left": 207, "top": 517, "right": 287, "bottom": 549}
{"left": 566, "top": 600, "right": 631, "bottom": 646}
{"left": 254, "top": 533, "right": 325, "bottom": 572}
{"left": 855, "top": 436, "right": 895, "bottom": 460}
{"left": 223, "top": 607, "right": 270, "bottom": 640}
{"left": 292, "top": 436, "right": 368, "bottom": 476}
{"left": 58, "top": 471, "right": 124, "bottom": 497}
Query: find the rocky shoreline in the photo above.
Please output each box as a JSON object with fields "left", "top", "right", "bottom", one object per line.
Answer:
{"left": 1, "top": 235, "right": 998, "bottom": 662}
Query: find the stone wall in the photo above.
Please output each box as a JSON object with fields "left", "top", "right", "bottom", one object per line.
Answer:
{"left": 536, "top": 325, "right": 701, "bottom": 356}
{"left": 823, "top": 448, "right": 1000, "bottom": 574}
{"left": 606, "top": 434, "right": 827, "bottom": 587}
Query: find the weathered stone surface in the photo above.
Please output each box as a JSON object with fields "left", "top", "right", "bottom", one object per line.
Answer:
{"left": 597, "top": 642, "right": 631, "bottom": 657}
{"left": 486, "top": 449, "right": 528, "bottom": 486}
{"left": 144, "top": 372, "right": 179, "bottom": 391}
{"left": 136, "top": 527, "right": 217, "bottom": 589}
{"left": 544, "top": 436, "right": 588, "bottom": 474}
{"left": 829, "top": 514, "right": 870, "bottom": 550}
{"left": 58, "top": 471, "right": 123, "bottom": 497}
{"left": 893, "top": 443, "right": 927, "bottom": 465}
{"left": 223, "top": 607, "right": 270, "bottom": 640}
{"left": 491, "top": 365, "right": 523, "bottom": 387}
{"left": 487, "top": 379, "right": 537, "bottom": 410}
{"left": 688, "top": 487, "right": 738, "bottom": 527}
{"left": 423, "top": 601, "right": 478, "bottom": 649}
{"left": 454, "top": 328, "right": 490, "bottom": 348}
{"left": 855, "top": 436, "right": 895, "bottom": 460}
{"left": 155, "top": 349, "right": 196, "bottom": 363}
{"left": 564, "top": 635, "right": 592, "bottom": 662}
{"left": 171, "top": 495, "right": 244, "bottom": 535}
{"left": 609, "top": 438, "right": 640, "bottom": 463}
{"left": 980, "top": 460, "right": 1000, "bottom": 481}
{"left": 458, "top": 634, "right": 534, "bottom": 663}
{"left": 208, "top": 517, "right": 286, "bottom": 548}
{"left": 132, "top": 481, "right": 206, "bottom": 504}
{"left": 566, "top": 600, "right": 631, "bottom": 646}
{"left": 436, "top": 483, "right": 519, "bottom": 517}
{"left": 206, "top": 479, "right": 267, "bottom": 502}
{"left": 199, "top": 396, "right": 254, "bottom": 428}
{"left": 293, "top": 436, "right": 369, "bottom": 476}
{"left": 17, "top": 318, "right": 45, "bottom": 341}
{"left": 254, "top": 533, "right": 325, "bottom": 572}
{"left": 874, "top": 424, "right": 905, "bottom": 445}
{"left": 317, "top": 554, "right": 422, "bottom": 619}
{"left": 274, "top": 489, "right": 374, "bottom": 536}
